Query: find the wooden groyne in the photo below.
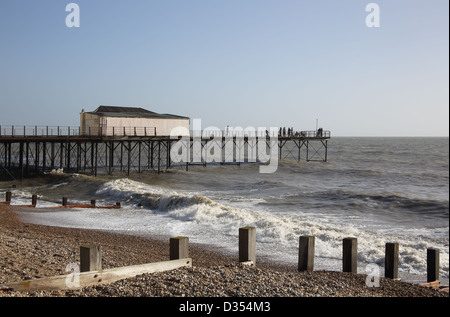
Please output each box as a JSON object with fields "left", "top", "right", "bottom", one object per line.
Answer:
{"left": 2, "top": 190, "right": 446, "bottom": 290}
{"left": 0, "top": 125, "right": 330, "bottom": 180}
{"left": 1, "top": 192, "right": 120, "bottom": 209}
{"left": 0, "top": 226, "right": 447, "bottom": 292}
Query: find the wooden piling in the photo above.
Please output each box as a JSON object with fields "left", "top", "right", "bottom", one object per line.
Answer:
{"left": 31, "top": 194, "right": 38, "bottom": 206}
{"left": 62, "top": 197, "right": 68, "bottom": 206}
{"left": 6, "top": 191, "right": 12, "bottom": 203}
{"left": 343, "top": 237, "right": 357, "bottom": 273}
{"left": 427, "top": 248, "right": 440, "bottom": 282}
{"left": 80, "top": 244, "right": 102, "bottom": 273}
{"left": 298, "top": 235, "right": 315, "bottom": 272}
{"left": 239, "top": 227, "right": 256, "bottom": 264}
{"left": 385, "top": 242, "right": 399, "bottom": 279}
{"left": 169, "top": 237, "right": 189, "bottom": 260}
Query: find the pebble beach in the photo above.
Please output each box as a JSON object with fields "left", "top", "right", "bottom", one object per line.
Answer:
{"left": 0, "top": 204, "right": 447, "bottom": 298}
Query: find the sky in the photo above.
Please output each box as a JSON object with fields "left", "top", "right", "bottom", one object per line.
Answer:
{"left": 0, "top": 0, "right": 448, "bottom": 136}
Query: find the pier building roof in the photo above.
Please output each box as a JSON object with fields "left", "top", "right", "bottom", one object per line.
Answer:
{"left": 87, "top": 106, "right": 189, "bottom": 119}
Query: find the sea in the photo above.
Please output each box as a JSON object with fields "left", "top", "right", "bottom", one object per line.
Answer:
{"left": 1, "top": 137, "right": 448, "bottom": 284}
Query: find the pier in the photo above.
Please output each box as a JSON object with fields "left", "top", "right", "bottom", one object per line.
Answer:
{"left": 0, "top": 125, "right": 330, "bottom": 181}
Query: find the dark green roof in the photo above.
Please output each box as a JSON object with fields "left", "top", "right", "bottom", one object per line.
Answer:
{"left": 88, "top": 106, "right": 189, "bottom": 119}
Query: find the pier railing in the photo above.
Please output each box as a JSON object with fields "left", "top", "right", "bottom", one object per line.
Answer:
{"left": 0, "top": 125, "right": 82, "bottom": 137}
{"left": 0, "top": 125, "right": 330, "bottom": 139}
{"left": 0, "top": 125, "right": 157, "bottom": 137}
{"left": 193, "top": 129, "right": 331, "bottom": 138}
{"left": 298, "top": 130, "right": 331, "bottom": 138}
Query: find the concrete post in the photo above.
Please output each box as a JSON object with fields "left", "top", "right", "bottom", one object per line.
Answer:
{"left": 298, "top": 235, "right": 315, "bottom": 272}
{"left": 343, "top": 237, "right": 357, "bottom": 273}
{"left": 80, "top": 244, "right": 102, "bottom": 272}
{"left": 427, "top": 248, "right": 440, "bottom": 282}
{"left": 170, "top": 237, "right": 189, "bottom": 260}
{"left": 239, "top": 227, "right": 256, "bottom": 264}
{"left": 385, "top": 242, "right": 399, "bottom": 279}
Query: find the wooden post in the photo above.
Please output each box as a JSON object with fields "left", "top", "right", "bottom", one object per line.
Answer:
{"left": 5, "top": 191, "right": 12, "bottom": 203}
{"left": 298, "top": 235, "right": 315, "bottom": 272}
{"left": 170, "top": 237, "right": 189, "bottom": 260}
{"left": 90, "top": 200, "right": 96, "bottom": 207}
{"left": 62, "top": 197, "right": 68, "bottom": 206}
{"left": 80, "top": 244, "right": 102, "bottom": 272}
{"left": 385, "top": 242, "right": 399, "bottom": 279}
{"left": 239, "top": 227, "right": 256, "bottom": 264}
{"left": 32, "top": 194, "right": 38, "bottom": 206}
{"left": 427, "top": 248, "right": 439, "bottom": 282}
{"left": 343, "top": 237, "right": 357, "bottom": 273}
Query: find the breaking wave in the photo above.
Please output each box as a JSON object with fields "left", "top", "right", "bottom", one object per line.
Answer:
{"left": 96, "top": 178, "right": 218, "bottom": 211}
{"left": 91, "top": 179, "right": 448, "bottom": 279}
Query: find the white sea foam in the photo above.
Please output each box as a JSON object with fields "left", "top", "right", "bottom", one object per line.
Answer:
{"left": 17, "top": 177, "right": 447, "bottom": 282}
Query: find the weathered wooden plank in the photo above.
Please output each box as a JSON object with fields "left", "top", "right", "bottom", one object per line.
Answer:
{"left": 1, "top": 258, "right": 192, "bottom": 292}
{"left": 298, "top": 235, "right": 315, "bottom": 272}
{"left": 239, "top": 227, "right": 256, "bottom": 264}
{"left": 170, "top": 236, "right": 189, "bottom": 260}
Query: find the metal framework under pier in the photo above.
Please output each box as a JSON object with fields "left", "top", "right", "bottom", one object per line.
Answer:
{"left": 0, "top": 126, "right": 330, "bottom": 181}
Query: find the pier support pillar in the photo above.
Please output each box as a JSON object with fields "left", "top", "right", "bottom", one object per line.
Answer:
{"left": 80, "top": 244, "right": 102, "bottom": 272}
{"left": 385, "top": 242, "right": 399, "bottom": 279}
{"left": 298, "top": 235, "right": 315, "bottom": 272}
{"left": 427, "top": 248, "right": 440, "bottom": 282}
{"left": 239, "top": 226, "right": 256, "bottom": 264}
{"left": 343, "top": 237, "right": 357, "bottom": 273}
{"left": 170, "top": 237, "right": 189, "bottom": 260}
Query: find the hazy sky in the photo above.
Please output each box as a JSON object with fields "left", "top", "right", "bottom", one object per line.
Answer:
{"left": 0, "top": 0, "right": 448, "bottom": 136}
